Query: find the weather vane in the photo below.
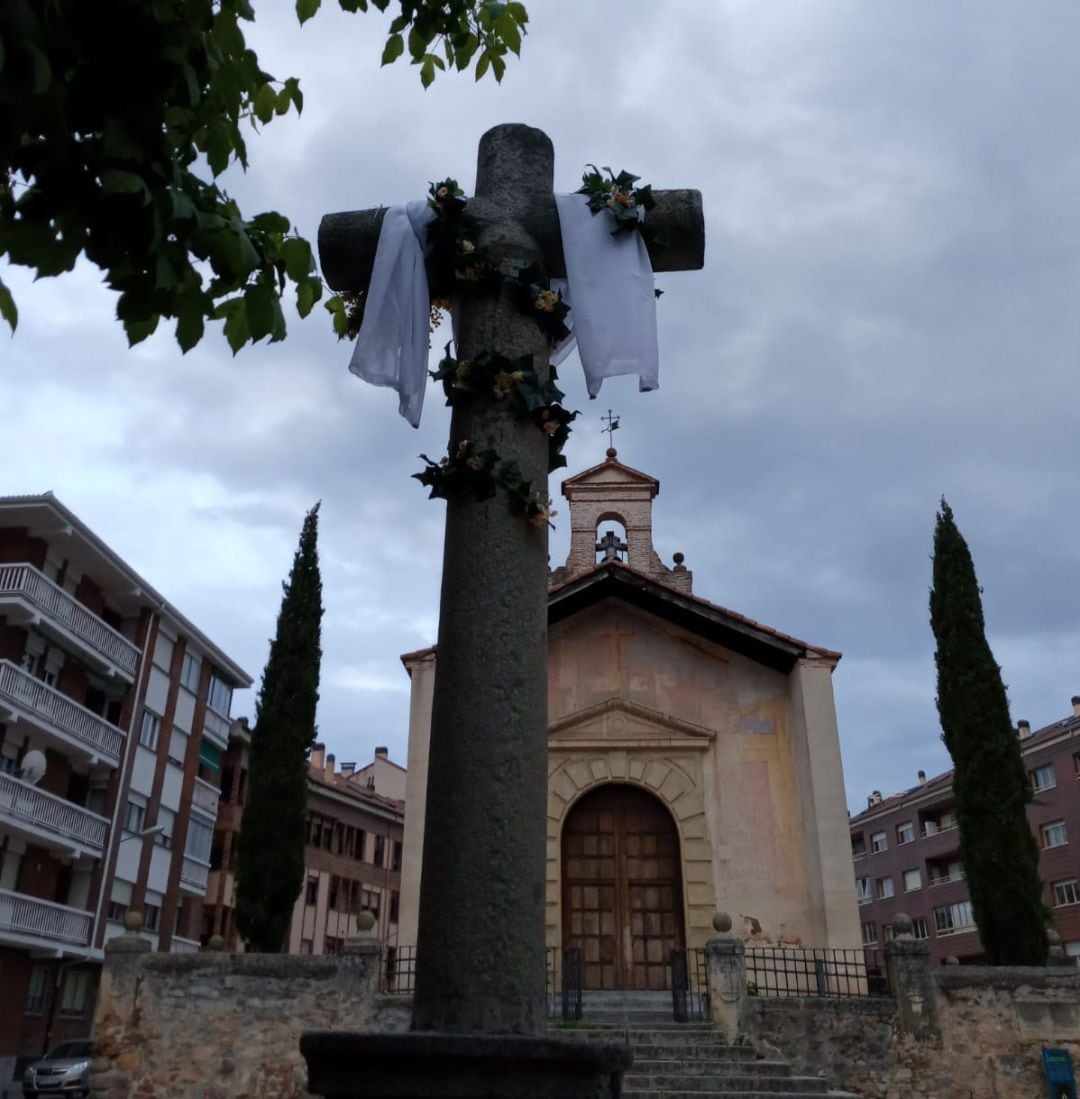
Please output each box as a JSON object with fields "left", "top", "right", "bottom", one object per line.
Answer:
{"left": 601, "top": 409, "right": 620, "bottom": 447}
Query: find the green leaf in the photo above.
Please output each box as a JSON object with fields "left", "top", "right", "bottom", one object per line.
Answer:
{"left": 490, "top": 51, "right": 506, "bottom": 81}
{"left": 408, "top": 26, "right": 428, "bottom": 61}
{"left": 475, "top": 48, "right": 491, "bottom": 81}
{"left": 0, "top": 279, "right": 17, "bottom": 334}
{"left": 222, "top": 299, "right": 250, "bottom": 353}
{"left": 284, "top": 76, "right": 303, "bottom": 113}
{"left": 101, "top": 170, "right": 151, "bottom": 205}
{"left": 420, "top": 55, "right": 436, "bottom": 88}
{"left": 325, "top": 295, "right": 349, "bottom": 338}
{"left": 245, "top": 282, "right": 276, "bottom": 341}
{"left": 297, "top": 275, "right": 322, "bottom": 318}
{"left": 24, "top": 43, "right": 52, "bottom": 94}
{"left": 249, "top": 211, "right": 291, "bottom": 235}
{"left": 296, "top": 0, "right": 321, "bottom": 24}
{"left": 253, "top": 82, "right": 277, "bottom": 124}
{"left": 338, "top": 0, "right": 367, "bottom": 9}
{"left": 381, "top": 33, "right": 404, "bottom": 65}
{"left": 281, "top": 236, "right": 313, "bottom": 281}
{"left": 495, "top": 11, "right": 521, "bottom": 56}
{"left": 123, "top": 314, "right": 160, "bottom": 346}
{"left": 506, "top": 2, "right": 528, "bottom": 23}
{"left": 175, "top": 295, "right": 206, "bottom": 353}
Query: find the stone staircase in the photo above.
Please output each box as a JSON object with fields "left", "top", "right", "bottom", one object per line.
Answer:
{"left": 553, "top": 992, "right": 857, "bottom": 1099}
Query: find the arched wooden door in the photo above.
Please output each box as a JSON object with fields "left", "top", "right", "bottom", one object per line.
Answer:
{"left": 561, "top": 784, "right": 685, "bottom": 990}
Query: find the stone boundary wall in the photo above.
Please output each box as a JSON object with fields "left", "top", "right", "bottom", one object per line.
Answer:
{"left": 90, "top": 938, "right": 409, "bottom": 1099}
{"left": 746, "top": 968, "right": 1080, "bottom": 1099}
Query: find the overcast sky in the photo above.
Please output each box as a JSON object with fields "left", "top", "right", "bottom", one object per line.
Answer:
{"left": 4, "top": 1, "right": 1078, "bottom": 813}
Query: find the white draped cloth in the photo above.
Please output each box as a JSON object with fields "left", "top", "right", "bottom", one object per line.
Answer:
{"left": 347, "top": 193, "right": 658, "bottom": 426}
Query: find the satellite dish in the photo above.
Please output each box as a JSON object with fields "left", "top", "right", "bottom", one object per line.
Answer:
{"left": 18, "top": 750, "right": 47, "bottom": 785}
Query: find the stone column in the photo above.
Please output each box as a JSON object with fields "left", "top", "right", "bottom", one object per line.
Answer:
{"left": 884, "top": 913, "right": 939, "bottom": 1041}
{"left": 705, "top": 913, "right": 746, "bottom": 1043}
{"left": 341, "top": 911, "right": 382, "bottom": 1002}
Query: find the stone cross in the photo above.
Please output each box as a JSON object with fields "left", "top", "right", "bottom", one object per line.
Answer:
{"left": 318, "top": 125, "right": 703, "bottom": 1040}
{"left": 596, "top": 529, "right": 627, "bottom": 562}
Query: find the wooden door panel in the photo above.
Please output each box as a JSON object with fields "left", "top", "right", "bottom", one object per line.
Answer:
{"left": 562, "top": 784, "right": 685, "bottom": 990}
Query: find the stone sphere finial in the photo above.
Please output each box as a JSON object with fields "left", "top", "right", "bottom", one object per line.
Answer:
{"left": 356, "top": 910, "right": 376, "bottom": 933}
{"left": 944, "top": 955, "right": 959, "bottom": 966}
{"left": 207, "top": 934, "right": 225, "bottom": 952}
{"left": 713, "top": 911, "right": 733, "bottom": 934}
{"left": 1046, "top": 926, "right": 1062, "bottom": 946}
{"left": 673, "top": 552, "right": 685, "bottom": 565}
{"left": 892, "top": 912, "right": 913, "bottom": 940}
{"left": 124, "top": 909, "right": 145, "bottom": 933}
{"left": 606, "top": 447, "right": 617, "bottom": 460}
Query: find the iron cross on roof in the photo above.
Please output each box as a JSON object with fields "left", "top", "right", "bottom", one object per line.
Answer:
{"left": 601, "top": 409, "right": 620, "bottom": 446}
{"left": 596, "top": 529, "right": 628, "bottom": 562}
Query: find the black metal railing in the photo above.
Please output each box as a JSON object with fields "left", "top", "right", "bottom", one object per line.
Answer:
{"left": 671, "top": 947, "right": 709, "bottom": 1022}
{"left": 546, "top": 945, "right": 583, "bottom": 1021}
{"left": 382, "top": 944, "right": 416, "bottom": 995}
{"left": 745, "top": 946, "right": 889, "bottom": 999}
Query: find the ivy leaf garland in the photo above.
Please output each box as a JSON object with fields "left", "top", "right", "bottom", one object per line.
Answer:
{"left": 577, "top": 165, "right": 656, "bottom": 236}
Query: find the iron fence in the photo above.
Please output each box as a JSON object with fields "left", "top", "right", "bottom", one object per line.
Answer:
{"left": 546, "top": 945, "right": 583, "bottom": 1021}
{"left": 671, "top": 947, "right": 709, "bottom": 1022}
{"left": 382, "top": 944, "right": 416, "bottom": 995}
{"left": 745, "top": 946, "right": 889, "bottom": 999}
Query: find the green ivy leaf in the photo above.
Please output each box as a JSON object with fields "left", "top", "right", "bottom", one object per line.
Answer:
{"left": 382, "top": 33, "right": 405, "bottom": 65}
{"left": 0, "top": 279, "right": 17, "bottom": 334}
{"left": 220, "top": 298, "right": 250, "bottom": 353}
{"left": 281, "top": 236, "right": 313, "bottom": 281}
{"left": 123, "top": 314, "right": 160, "bottom": 346}
{"left": 296, "top": 275, "right": 322, "bottom": 318}
{"left": 475, "top": 48, "right": 491, "bottom": 81}
{"left": 175, "top": 294, "right": 206, "bottom": 353}
{"left": 253, "top": 82, "right": 277, "bottom": 124}
{"left": 325, "top": 295, "right": 348, "bottom": 338}
{"left": 495, "top": 10, "right": 521, "bottom": 56}
{"left": 296, "top": 0, "right": 322, "bottom": 24}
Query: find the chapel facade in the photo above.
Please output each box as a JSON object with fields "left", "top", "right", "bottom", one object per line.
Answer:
{"left": 397, "top": 450, "right": 860, "bottom": 990}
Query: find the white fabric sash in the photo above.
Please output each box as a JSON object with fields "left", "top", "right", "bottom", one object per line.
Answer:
{"left": 553, "top": 192, "right": 658, "bottom": 398}
{"left": 347, "top": 193, "right": 658, "bottom": 424}
{"left": 348, "top": 200, "right": 435, "bottom": 428}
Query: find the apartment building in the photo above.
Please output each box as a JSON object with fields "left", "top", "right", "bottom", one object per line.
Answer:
{"left": 849, "top": 695, "right": 1080, "bottom": 964}
{"left": 203, "top": 737, "right": 405, "bottom": 954}
{"left": 0, "top": 493, "right": 250, "bottom": 1081}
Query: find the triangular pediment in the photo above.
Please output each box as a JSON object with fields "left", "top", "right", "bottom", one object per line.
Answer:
{"left": 560, "top": 455, "right": 658, "bottom": 493}
{"left": 549, "top": 697, "right": 714, "bottom": 750}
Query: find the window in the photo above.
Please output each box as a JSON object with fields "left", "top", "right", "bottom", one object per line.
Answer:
{"left": 361, "top": 888, "right": 380, "bottom": 918}
{"left": 856, "top": 878, "right": 872, "bottom": 904}
{"left": 181, "top": 651, "right": 201, "bottom": 691}
{"left": 25, "top": 965, "right": 48, "bottom": 1015}
{"left": 928, "top": 857, "right": 963, "bottom": 885}
{"left": 1031, "top": 764, "right": 1057, "bottom": 793}
{"left": 903, "top": 868, "right": 922, "bottom": 892}
{"left": 168, "top": 728, "right": 187, "bottom": 767}
{"left": 934, "top": 900, "right": 975, "bottom": 935}
{"left": 139, "top": 709, "right": 161, "bottom": 750}
{"left": 870, "top": 831, "right": 887, "bottom": 853}
{"left": 143, "top": 903, "right": 161, "bottom": 932}
{"left": 851, "top": 835, "right": 866, "bottom": 860}
{"left": 305, "top": 877, "right": 318, "bottom": 906}
{"left": 107, "top": 901, "right": 129, "bottom": 923}
{"left": 153, "top": 631, "right": 175, "bottom": 671}
{"left": 390, "top": 891, "right": 400, "bottom": 923}
{"left": 877, "top": 877, "right": 895, "bottom": 899}
{"left": 922, "top": 809, "right": 957, "bottom": 836}
{"left": 185, "top": 818, "right": 213, "bottom": 862}
{"left": 883, "top": 924, "right": 895, "bottom": 943}
{"left": 123, "top": 799, "right": 146, "bottom": 834}
{"left": 354, "top": 830, "right": 366, "bottom": 862}
{"left": 1042, "top": 820, "right": 1068, "bottom": 849}
{"left": 861, "top": 921, "right": 877, "bottom": 945}
{"left": 328, "top": 876, "right": 340, "bottom": 911}
{"left": 392, "top": 841, "right": 402, "bottom": 872}
{"left": 207, "top": 672, "right": 233, "bottom": 717}
{"left": 300, "top": 939, "right": 313, "bottom": 954}
{"left": 324, "top": 936, "right": 340, "bottom": 956}
{"left": 1054, "top": 880, "right": 1080, "bottom": 907}
{"left": 911, "top": 917, "right": 930, "bottom": 940}
{"left": 374, "top": 835, "right": 386, "bottom": 867}
{"left": 896, "top": 822, "right": 915, "bottom": 845}
{"left": 155, "top": 808, "right": 174, "bottom": 849}
{"left": 59, "top": 971, "right": 93, "bottom": 1017}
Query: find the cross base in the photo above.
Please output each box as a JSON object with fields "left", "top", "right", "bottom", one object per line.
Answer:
{"left": 301, "top": 1031, "right": 632, "bottom": 1099}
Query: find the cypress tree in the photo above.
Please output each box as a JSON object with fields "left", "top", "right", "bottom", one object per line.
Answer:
{"left": 235, "top": 503, "right": 323, "bottom": 952}
{"left": 929, "top": 499, "right": 1046, "bottom": 965}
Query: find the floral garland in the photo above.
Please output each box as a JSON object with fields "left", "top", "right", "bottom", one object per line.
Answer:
{"left": 577, "top": 166, "right": 656, "bottom": 235}
{"left": 414, "top": 444, "right": 556, "bottom": 528}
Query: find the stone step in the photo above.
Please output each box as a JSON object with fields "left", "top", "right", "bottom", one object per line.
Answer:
{"left": 630, "top": 1059, "right": 791, "bottom": 1078}
{"left": 628, "top": 1043, "right": 756, "bottom": 1060}
{"left": 623, "top": 1092, "right": 859, "bottom": 1099}
{"left": 623, "top": 1075, "right": 832, "bottom": 1094}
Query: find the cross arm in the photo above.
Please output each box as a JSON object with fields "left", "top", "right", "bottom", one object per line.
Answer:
{"left": 317, "top": 189, "right": 704, "bottom": 293}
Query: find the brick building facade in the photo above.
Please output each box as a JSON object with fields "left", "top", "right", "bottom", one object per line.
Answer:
{"left": 0, "top": 493, "right": 250, "bottom": 1085}
{"left": 203, "top": 735, "right": 404, "bottom": 954}
{"left": 849, "top": 696, "right": 1080, "bottom": 964}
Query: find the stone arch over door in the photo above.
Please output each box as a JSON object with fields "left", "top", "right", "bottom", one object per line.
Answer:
{"left": 561, "top": 783, "right": 685, "bottom": 990}
{"left": 546, "top": 743, "right": 716, "bottom": 969}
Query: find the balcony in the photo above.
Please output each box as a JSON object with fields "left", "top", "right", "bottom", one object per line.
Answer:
{"left": 0, "top": 659, "right": 124, "bottom": 764}
{"left": 180, "top": 855, "right": 211, "bottom": 895}
{"left": 171, "top": 935, "right": 201, "bottom": 954}
{"left": 0, "top": 563, "right": 139, "bottom": 680}
{"left": 0, "top": 771, "right": 108, "bottom": 855}
{"left": 202, "top": 707, "right": 231, "bottom": 748}
{"left": 191, "top": 777, "right": 220, "bottom": 818}
{"left": 0, "top": 887, "right": 92, "bottom": 950}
